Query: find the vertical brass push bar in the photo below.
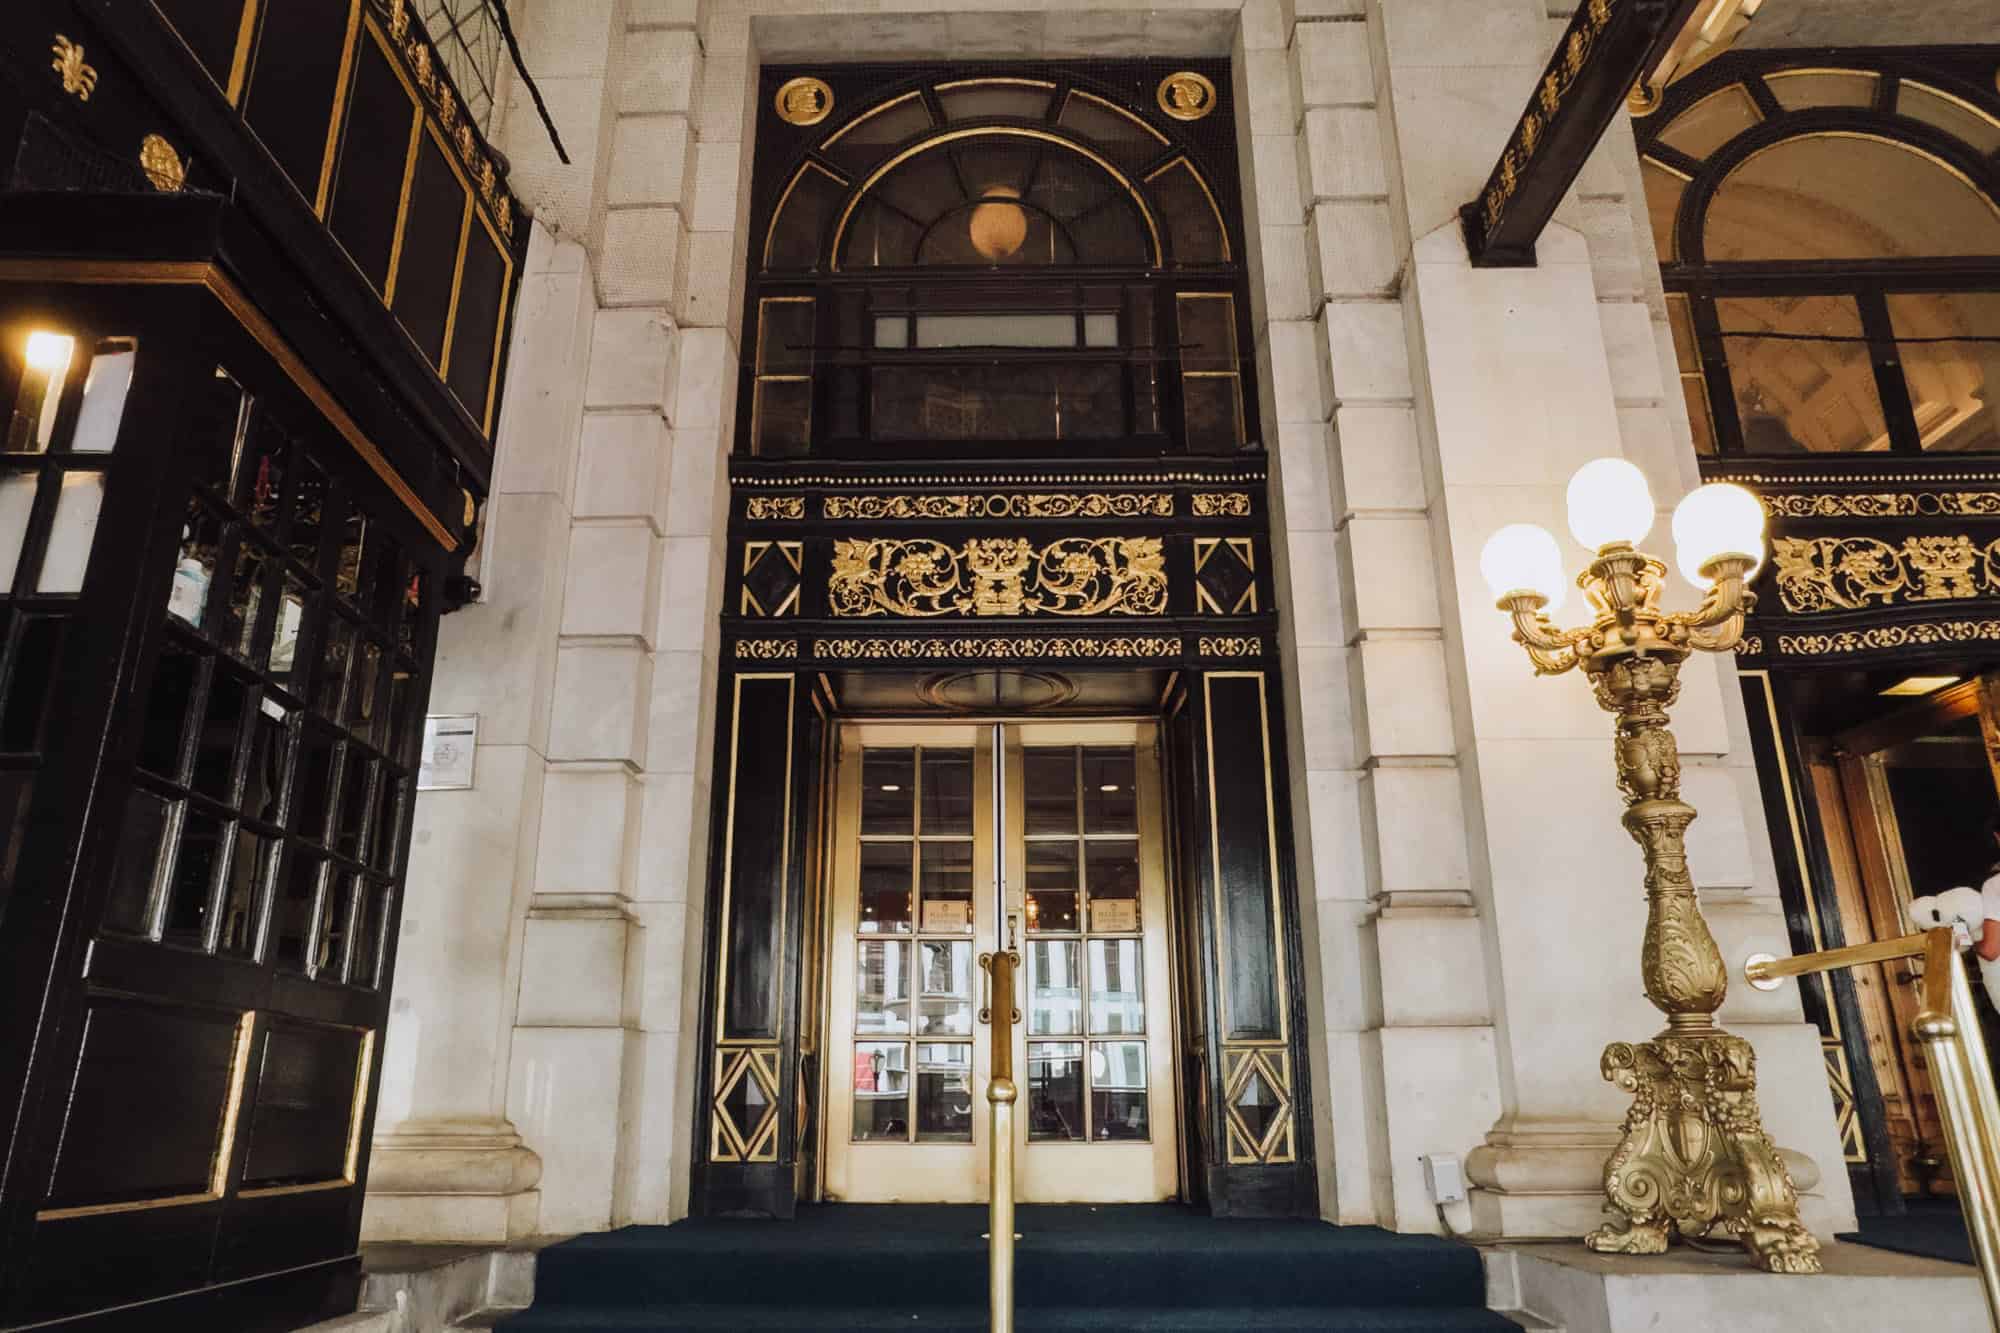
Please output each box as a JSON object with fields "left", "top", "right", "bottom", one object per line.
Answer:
{"left": 1747, "top": 929, "right": 2000, "bottom": 1327}
{"left": 983, "top": 945, "right": 1020, "bottom": 1333}
{"left": 984, "top": 722, "right": 1019, "bottom": 1333}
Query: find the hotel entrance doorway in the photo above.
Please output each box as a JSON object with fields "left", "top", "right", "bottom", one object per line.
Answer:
{"left": 820, "top": 721, "right": 1179, "bottom": 1204}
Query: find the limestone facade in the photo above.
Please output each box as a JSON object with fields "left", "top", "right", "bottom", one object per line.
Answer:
{"left": 365, "top": 0, "right": 1853, "bottom": 1244}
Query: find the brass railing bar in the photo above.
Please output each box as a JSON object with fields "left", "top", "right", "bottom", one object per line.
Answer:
{"left": 987, "top": 944, "right": 1019, "bottom": 1333}
{"left": 1743, "top": 932, "right": 1927, "bottom": 985}
{"left": 1917, "top": 932, "right": 2000, "bottom": 1329}
{"left": 1748, "top": 928, "right": 2000, "bottom": 1328}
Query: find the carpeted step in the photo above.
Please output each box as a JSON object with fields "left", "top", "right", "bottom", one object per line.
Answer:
{"left": 498, "top": 1204, "right": 1518, "bottom": 1332}
{"left": 500, "top": 1304, "right": 1524, "bottom": 1332}
{"left": 522, "top": 1205, "right": 1489, "bottom": 1313}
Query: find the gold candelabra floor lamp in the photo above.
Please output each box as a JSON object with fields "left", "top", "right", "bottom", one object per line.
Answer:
{"left": 1479, "top": 459, "right": 1821, "bottom": 1275}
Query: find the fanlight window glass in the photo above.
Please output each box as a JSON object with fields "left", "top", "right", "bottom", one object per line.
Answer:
{"left": 1703, "top": 135, "right": 2000, "bottom": 262}
{"left": 746, "top": 67, "right": 1247, "bottom": 455}
{"left": 1643, "top": 63, "right": 2000, "bottom": 459}
{"left": 837, "top": 133, "right": 1155, "bottom": 270}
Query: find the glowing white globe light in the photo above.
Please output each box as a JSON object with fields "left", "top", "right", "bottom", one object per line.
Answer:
{"left": 1479, "top": 523, "right": 1568, "bottom": 612}
{"left": 1671, "top": 482, "right": 1765, "bottom": 586}
{"left": 1565, "top": 457, "right": 1655, "bottom": 551}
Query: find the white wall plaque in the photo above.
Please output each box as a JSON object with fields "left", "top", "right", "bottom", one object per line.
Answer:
{"left": 418, "top": 714, "right": 478, "bottom": 791}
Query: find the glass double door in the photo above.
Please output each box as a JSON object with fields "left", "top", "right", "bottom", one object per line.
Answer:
{"left": 822, "top": 721, "right": 1178, "bottom": 1203}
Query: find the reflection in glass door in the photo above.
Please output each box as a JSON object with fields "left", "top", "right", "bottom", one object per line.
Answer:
{"left": 821, "top": 721, "right": 1177, "bottom": 1203}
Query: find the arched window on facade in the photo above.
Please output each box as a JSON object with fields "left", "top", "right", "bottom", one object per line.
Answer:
{"left": 1638, "top": 54, "right": 2000, "bottom": 456}
{"left": 740, "top": 65, "right": 1250, "bottom": 458}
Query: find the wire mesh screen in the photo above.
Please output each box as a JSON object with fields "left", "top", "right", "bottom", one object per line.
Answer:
{"left": 415, "top": 0, "right": 506, "bottom": 132}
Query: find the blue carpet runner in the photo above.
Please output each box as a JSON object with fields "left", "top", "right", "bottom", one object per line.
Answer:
{"left": 498, "top": 1203, "right": 1521, "bottom": 1332}
{"left": 1838, "top": 1198, "right": 1976, "bottom": 1266}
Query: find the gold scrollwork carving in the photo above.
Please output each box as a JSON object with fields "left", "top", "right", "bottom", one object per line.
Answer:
{"left": 1735, "top": 635, "right": 1764, "bottom": 656}
{"left": 829, "top": 536, "right": 1167, "bottom": 618}
{"left": 1778, "top": 621, "right": 2000, "bottom": 656}
{"left": 822, "top": 493, "right": 1172, "bottom": 521}
{"left": 745, "top": 496, "right": 805, "bottom": 520}
{"left": 51, "top": 35, "right": 96, "bottom": 100}
{"left": 1761, "top": 491, "right": 2000, "bottom": 518}
{"left": 1191, "top": 492, "right": 1251, "bottom": 517}
{"left": 1480, "top": 0, "right": 1616, "bottom": 233}
{"left": 1771, "top": 534, "right": 2000, "bottom": 612}
{"left": 1198, "top": 636, "right": 1260, "bottom": 657}
{"left": 813, "top": 636, "right": 1179, "bottom": 661}
{"left": 734, "top": 639, "right": 798, "bottom": 660}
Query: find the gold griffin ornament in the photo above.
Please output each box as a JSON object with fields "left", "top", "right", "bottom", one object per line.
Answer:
{"left": 1157, "top": 71, "right": 1216, "bottom": 121}
{"left": 828, "top": 536, "right": 1168, "bottom": 619}
{"left": 775, "top": 76, "right": 835, "bottom": 127}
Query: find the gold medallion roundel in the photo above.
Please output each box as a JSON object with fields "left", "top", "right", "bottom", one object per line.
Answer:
{"left": 1157, "top": 71, "right": 1216, "bottom": 121}
{"left": 775, "top": 76, "right": 834, "bottom": 127}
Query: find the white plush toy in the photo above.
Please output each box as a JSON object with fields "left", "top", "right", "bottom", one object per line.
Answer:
{"left": 1909, "top": 884, "right": 2000, "bottom": 1000}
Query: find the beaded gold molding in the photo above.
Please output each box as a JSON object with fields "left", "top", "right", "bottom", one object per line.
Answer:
{"left": 813, "top": 636, "right": 1179, "bottom": 661}
{"left": 822, "top": 493, "right": 1172, "bottom": 521}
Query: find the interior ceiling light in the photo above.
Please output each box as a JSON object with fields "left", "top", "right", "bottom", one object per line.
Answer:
{"left": 969, "top": 186, "right": 1027, "bottom": 261}
{"left": 1879, "top": 674, "right": 1961, "bottom": 696}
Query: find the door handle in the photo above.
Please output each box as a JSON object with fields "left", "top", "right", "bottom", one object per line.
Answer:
{"left": 979, "top": 952, "right": 994, "bottom": 1024}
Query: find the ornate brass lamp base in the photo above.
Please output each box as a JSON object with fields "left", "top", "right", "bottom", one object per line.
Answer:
{"left": 1575, "top": 649, "right": 1822, "bottom": 1274}
{"left": 1587, "top": 1029, "right": 1821, "bottom": 1273}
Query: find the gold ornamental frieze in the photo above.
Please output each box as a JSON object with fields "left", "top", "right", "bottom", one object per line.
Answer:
{"left": 1761, "top": 491, "right": 2000, "bottom": 519}
{"left": 1771, "top": 534, "right": 2000, "bottom": 612}
{"left": 822, "top": 493, "right": 1172, "bottom": 521}
{"left": 1778, "top": 621, "right": 2000, "bottom": 656}
{"left": 745, "top": 496, "right": 805, "bottom": 520}
{"left": 1191, "top": 492, "right": 1251, "bottom": 518}
{"left": 814, "top": 636, "right": 1179, "bottom": 660}
{"left": 829, "top": 536, "right": 1168, "bottom": 618}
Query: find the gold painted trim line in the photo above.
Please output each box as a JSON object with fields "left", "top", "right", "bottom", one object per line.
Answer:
{"left": 382, "top": 98, "right": 425, "bottom": 305}
{"left": 314, "top": 0, "right": 366, "bottom": 218}
{"left": 38, "top": 1011, "right": 257, "bottom": 1221}
{"left": 225, "top": 0, "right": 262, "bottom": 106}
{"left": 238, "top": 1025, "right": 376, "bottom": 1198}
{"left": 763, "top": 161, "right": 851, "bottom": 269}
{"left": 819, "top": 90, "right": 926, "bottom": 149}
{"left": 1148, "top": 160, "right": 1232, "bottom": 262}
{"left": 1201, "top": 673, "right": 1290, "bottom": 1045}
{"left": 830, "top": 128, "right": 1162, "bottom": 271}
{"left": 1061, "top": 89, "right": 1168, "bottom": 145}
{"left": 712, "top": 674, "right": 799, "bottom": 1040}
{"left": 937, "top": 77, "right": 1058, "bottom": 92}
{"left": 0, "top": 259, "right": 454, "bottom": 548}
{"left": 438, "top": 190, "right": 475, "bottom": 375}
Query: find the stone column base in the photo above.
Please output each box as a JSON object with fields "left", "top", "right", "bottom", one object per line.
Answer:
{"left": 1464, "top": 1123, "right": 1823, "bottom": 1242}
{"left": 362, "top": 1118, "right": 543, "bottom": 1244}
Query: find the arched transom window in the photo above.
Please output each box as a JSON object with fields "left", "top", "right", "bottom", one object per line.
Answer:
{"left": 1639, "top": 53, "right": 2000, "bottom": 456}
{"left": 741, "top": 65, "right": 1250, "bottom": 458}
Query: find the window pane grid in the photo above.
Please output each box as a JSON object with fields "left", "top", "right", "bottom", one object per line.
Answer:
{"left": 852, "top": 744, "right": 976, "bottom": 1142}
{"left": 1022, "top": 744, "right": 1149, "bottom": 1144}
{"left": 96, "top": 361, "right": 429, "bottom": 990}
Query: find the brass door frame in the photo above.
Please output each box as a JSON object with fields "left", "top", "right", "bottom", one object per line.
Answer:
{"left": 816, "top": 718, "right": 1181, "bottom": 1204}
